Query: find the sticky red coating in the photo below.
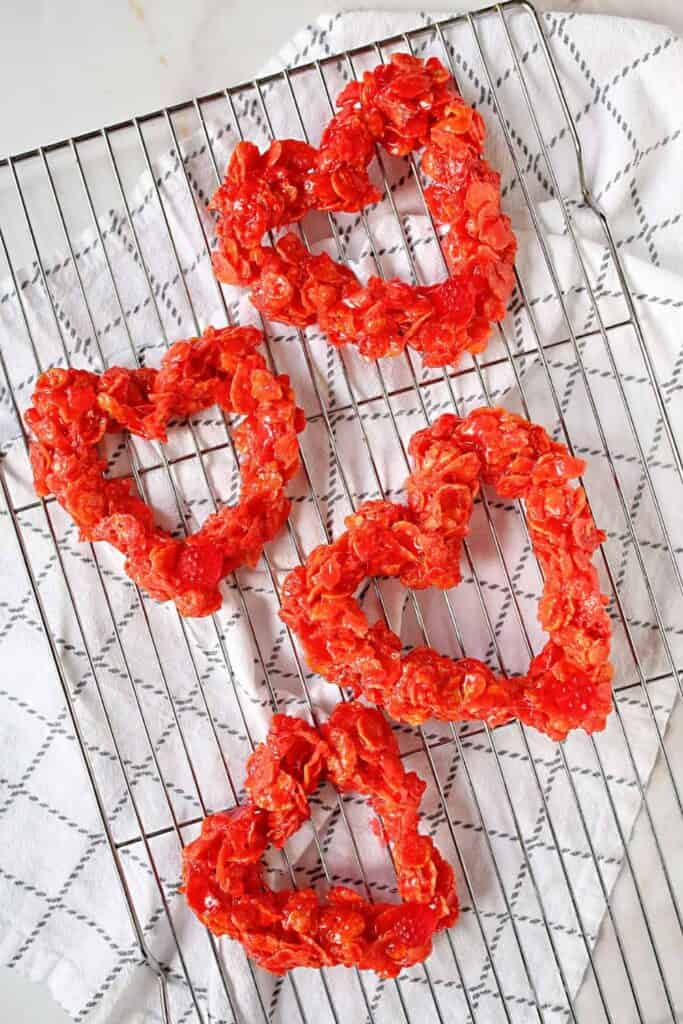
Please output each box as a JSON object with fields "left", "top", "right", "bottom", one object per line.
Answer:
{"left": 181, "top": 701, "right": 458, "bottom": 976}
{"left": 25, "top": 326, "right": 304, "bottom": 617}
{"left": 210, "top": 52, "right": 516, "bottom": 368}
{"left": 280, "top": 407, "right": 613, "bottom": 741}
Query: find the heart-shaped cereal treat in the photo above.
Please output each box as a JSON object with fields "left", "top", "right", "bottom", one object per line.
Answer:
{"left": 210, "top": 52, "right": 516, "bottom": 368}
{"left": 182, "top": 701, "right": 458, "bottom": 976}
{"left": 25, "top": 325, "right": 304, "bottom": 616}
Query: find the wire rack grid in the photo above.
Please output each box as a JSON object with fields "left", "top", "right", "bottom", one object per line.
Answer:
{"left": 1, "top": 2, "right": 682, "bottom": 1023}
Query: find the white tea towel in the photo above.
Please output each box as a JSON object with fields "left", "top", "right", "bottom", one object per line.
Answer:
{"left": 1, "top": 8, "right": 682, "bottom": 1024}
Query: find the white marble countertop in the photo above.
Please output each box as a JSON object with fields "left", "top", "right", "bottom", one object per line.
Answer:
{"left": 1, "top": 1, "right": 681, "bottom": 1021}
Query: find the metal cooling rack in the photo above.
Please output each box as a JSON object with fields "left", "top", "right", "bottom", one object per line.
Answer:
{"left": 1, "top": 2, "right": 682, "bottom": 1022}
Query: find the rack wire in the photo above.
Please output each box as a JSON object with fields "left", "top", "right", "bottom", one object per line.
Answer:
{"left": 1, "top": 2, "right": 682, "bottom": 1022}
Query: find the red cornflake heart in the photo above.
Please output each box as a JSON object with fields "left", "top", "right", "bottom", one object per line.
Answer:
{"left": 280, "top": 407, "right": 613, "bottom": 741}
{"left": 181, "top": 700, "right": 458, "bottom": 976}
{"left": 25, "top": 325, "right": 304, "bottom": 616}
{"left": 210, "top": 52, "right": 516, "bottom": 368}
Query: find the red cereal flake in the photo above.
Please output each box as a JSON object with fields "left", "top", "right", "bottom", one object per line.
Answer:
{"left": 25, "top": 326, "right": 304, "bottom": 616}
{"left": 181, "top": 701, "right": 458, "bottom": 976}
{"left": 280, "top": 408, "right": 613, "bottom": 741}
{"left": 210, "top": 53, "right": 516, "bottom": 368}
